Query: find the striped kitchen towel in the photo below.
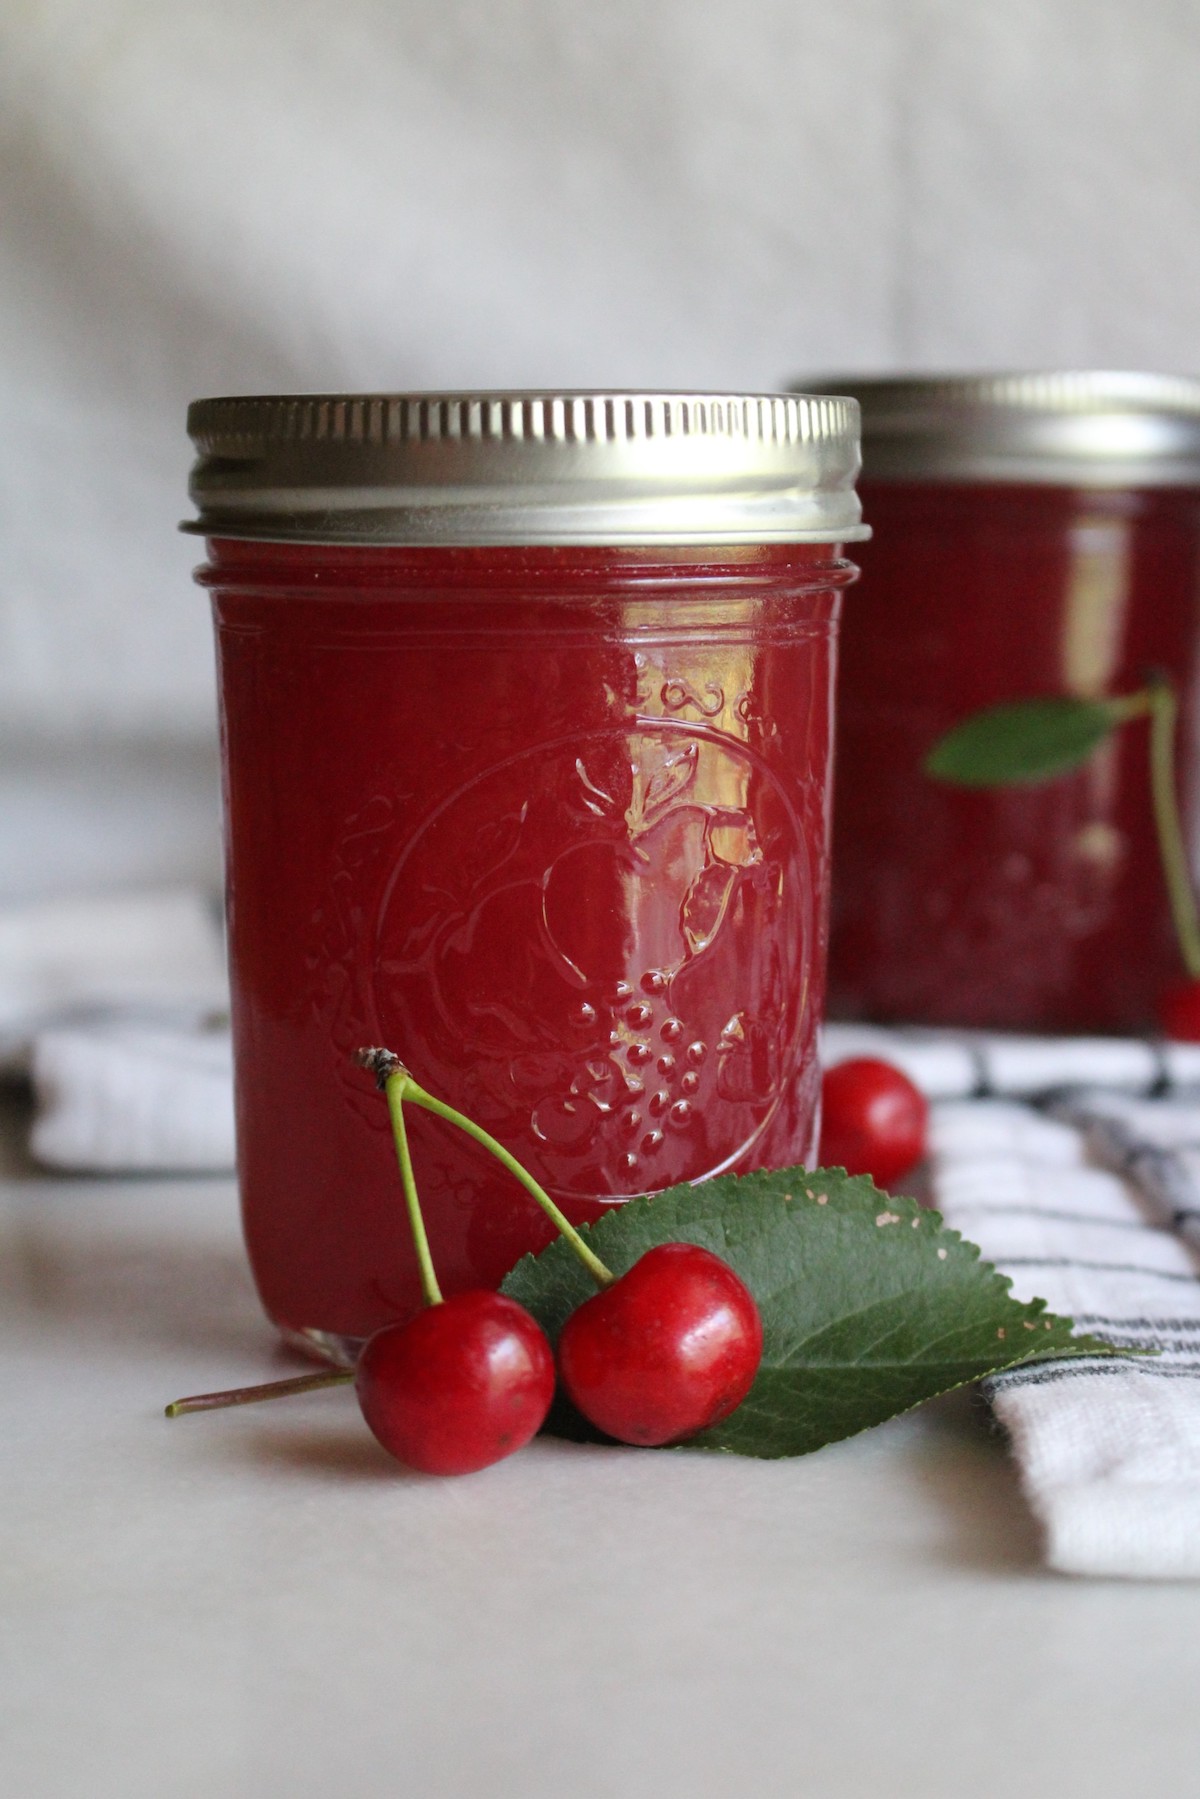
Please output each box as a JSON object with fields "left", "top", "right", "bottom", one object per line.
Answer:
{"left": 824, "top": 1020, "right": 1200, "bottom": 1101}
{"left": 826, "top": 1028, "right": 1200, "bottom": 1580}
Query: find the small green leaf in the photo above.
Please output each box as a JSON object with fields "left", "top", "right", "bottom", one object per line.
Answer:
{"left": 925, "top": 696, "right": 1117, "bottom": 786}
{"left": 501, "top": 1167, "right": 1125, "bottom": 1459}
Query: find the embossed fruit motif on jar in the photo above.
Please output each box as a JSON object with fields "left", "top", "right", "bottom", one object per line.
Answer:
{"left": 187, "top": 391, "right": 866, "bottom": 1350}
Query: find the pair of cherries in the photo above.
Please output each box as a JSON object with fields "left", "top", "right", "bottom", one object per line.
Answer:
{"left": 351, "top": 1051, "right": 764, "bottom": 1475}
{"left": 358, "top": 1240, "right": 762, "bottom": 1476}
{"left": 169, "top": 1050, "right": 763, "bottom": 1477}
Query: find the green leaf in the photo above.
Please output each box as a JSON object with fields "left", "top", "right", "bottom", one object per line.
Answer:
{"left": 501, "top": 1167, "right": 1125, "bottom": 1459}
{"left": 925, "top": 696, "right": 1117, "bottom": 786}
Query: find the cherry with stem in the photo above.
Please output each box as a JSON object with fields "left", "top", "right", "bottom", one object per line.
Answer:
{"left": 169, "top": 1052, "right": 556, "bottom": 1476}
{"left": 1108, "top": 677, "right": 1200, "bottom": 985}
{"left": 357, "top": 1050, "right": 764, "bottom": 1447}
{"left": 168, "top": 1049, "right": 766, "bottom": 1452}
{"left": 1093, "top": 678, "right": 1200, "bottom": 1035}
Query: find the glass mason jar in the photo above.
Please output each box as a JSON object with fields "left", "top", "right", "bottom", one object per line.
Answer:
{"left": 185, "top": 391, "right": 866, "bottom": 1352}
{"left": 795, "top": 372, "right": 1200, "bottom": 1034}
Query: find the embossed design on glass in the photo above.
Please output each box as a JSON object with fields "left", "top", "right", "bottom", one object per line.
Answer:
{"left": 372, "top": 696, "right": 809, "bottom": 1201}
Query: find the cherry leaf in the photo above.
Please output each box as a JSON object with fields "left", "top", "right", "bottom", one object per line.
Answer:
{"left": 925, "top": 696, "right": 1118, "bottom": 787}
{"left": 500, "top": 1166, "right": 1127, "bottom": 1459}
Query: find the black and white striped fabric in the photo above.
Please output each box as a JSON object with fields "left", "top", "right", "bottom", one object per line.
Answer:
{"left": 826, "top": 1025, "right": 1200, "bottom": 1580}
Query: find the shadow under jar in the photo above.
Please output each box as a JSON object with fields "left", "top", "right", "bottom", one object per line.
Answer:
{"left": 185, "top": 391, "right": 866, "bottom": 1353}
{"left": 796, "top": 372, "right": 1200, "bottom": 1035}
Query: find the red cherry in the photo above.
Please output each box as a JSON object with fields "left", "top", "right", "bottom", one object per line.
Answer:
{"left": 557, "top": 1243, "right": 763, "bottom": 1447}
{"left": 1158, "top": 978, "right": 1200, "bottom": 1042}
{"left": 819, "top": 1057, "right": 928, "bottom": 1187}
{"left": 355, "top": 1290, "right": 555, "bottom": 1475}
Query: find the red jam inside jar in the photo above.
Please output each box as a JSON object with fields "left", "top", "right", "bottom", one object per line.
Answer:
{"left": 804, "top": 374, "right": 1200, "bottom": 1035}
{"left": 188, "top": 393, "right": 865, "bottom": 1348}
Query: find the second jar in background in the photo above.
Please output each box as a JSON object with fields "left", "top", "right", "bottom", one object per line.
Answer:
{"left": 798, "top": 372, "right": 1200, "bottom": 1034}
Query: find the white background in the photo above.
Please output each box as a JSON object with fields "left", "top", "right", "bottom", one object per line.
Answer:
{"left": 2, "top": 0, "right": 1199, "bottom": 889}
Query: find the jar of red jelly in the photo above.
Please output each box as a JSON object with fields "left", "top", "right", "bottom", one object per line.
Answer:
{"left": 797, "top": 372, "right": 1200, "bottom": 1034}
{"left": 185, "top": 391, "right": 866, "bottom": 1353}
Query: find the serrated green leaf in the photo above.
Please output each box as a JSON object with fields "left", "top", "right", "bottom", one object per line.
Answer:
{"left": 501, "top": 1167, "right": 1124, "bottom": 1459}
{"left": 925, "top": 696, "right": 1117, "bottom": 786}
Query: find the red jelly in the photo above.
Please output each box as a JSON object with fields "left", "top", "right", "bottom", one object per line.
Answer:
{"left": 186, "top": 392, "right": 865, "bottom": 1348}
{"left": 800, "top": 374, "right": 1200, "bottom": 1034}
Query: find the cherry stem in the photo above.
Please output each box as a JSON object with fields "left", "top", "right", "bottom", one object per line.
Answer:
{"left": 401, "top": 1078, "right": 615, "bottom": 1288}
{"left": 383, "top": 1068, "right": 444, "bottom": 1307}
{"left": 1109, "top": 680, "right": 1200, "bottom": 979}
{"left": 1145, "top": 677, "right": 1200, "bottom": 979}
{"left": 357, "top": 1049, "right": 614, "bottom": 1288}
{"left": 165, "top": 1368, "right": 353, "bottom": 1417}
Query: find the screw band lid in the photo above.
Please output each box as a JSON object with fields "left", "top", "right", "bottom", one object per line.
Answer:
{"left": 184, "top": 390, "right": 867, "bottom": 546}
{"left": 791, "top": 371, "right": 1200, "bottom": 488}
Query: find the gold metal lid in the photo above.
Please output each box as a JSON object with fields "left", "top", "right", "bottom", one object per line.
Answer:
{"left": 184, "top": 390, "right": 867, "bottom": 545}
{"left": 791, "top": 371, "right": 1200, "bottom": 487}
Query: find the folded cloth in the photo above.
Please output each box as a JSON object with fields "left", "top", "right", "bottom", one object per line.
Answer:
{"left": 1, "top": 888, "right": 234, "bottom": 1174}
{"left": 0, "top": 888, "right": 229, "bottom": 1073}
{"left": 30, "top": 1021, "right": 235, "bottom": 1173}
{"left": 1049, "top": 1089, "right": 1200, "bottom": 1257}
{"left": 905, "top": 1068, "right": 1200, "bottom": 1579}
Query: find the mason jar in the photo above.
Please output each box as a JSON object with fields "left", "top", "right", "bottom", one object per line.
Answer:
{"left": 797, "top": 372, "right": 1200, "bottom": 1034}
{"left": 185, "top": 391, "right": 866, "bottom": 1352}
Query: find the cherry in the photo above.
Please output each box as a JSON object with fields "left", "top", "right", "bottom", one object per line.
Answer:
{"left": 1158, "top": 977, "right": 1200, "bottom": 1042}
{"left": 556, "top": 1242, "right": 763, "bottom": 1446}
{"left": 819, "top": 1057, "right": 927, "bottom": 1187}
{"left": 355, "top": 1290, "right": 555, "bottom": 1475}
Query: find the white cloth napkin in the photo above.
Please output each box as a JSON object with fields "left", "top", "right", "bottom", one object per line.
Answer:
{"left": 1, "top": 889, "right": 235, "bottom": 1173}
{"left": 29, "top": 1021, "right": 235, "bottom": 1174}
{"left": 826, "top": 1030, "right": 1200, "bottom": 1580}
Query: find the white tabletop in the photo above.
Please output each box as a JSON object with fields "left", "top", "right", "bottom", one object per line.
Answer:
{"left": 3, "top": 1100, "right": 1199, "bottom": 1799}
